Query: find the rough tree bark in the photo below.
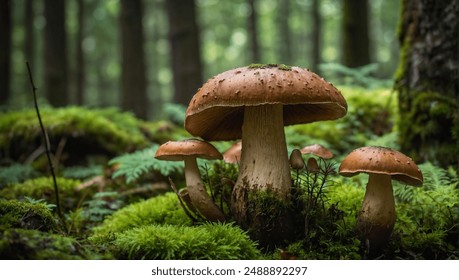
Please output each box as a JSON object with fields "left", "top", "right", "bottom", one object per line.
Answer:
{"left": 44, "top": 0, "right": 69, "bottom": 106}
{"left": 395, "top": 0, "right": 458, "bottom": 167}
{"left": 120, "top": 0, "right": 148, "bottom": 119}
{"left": 166, "top": 0, "right": 203, "bottom": 106}
{"left": 342, "top": 0, "right": 371, "bottom": 67}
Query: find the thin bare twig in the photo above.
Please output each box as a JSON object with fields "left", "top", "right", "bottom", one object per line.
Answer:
{"left": 26, "top": 61, "right": 67, "bottom": 232}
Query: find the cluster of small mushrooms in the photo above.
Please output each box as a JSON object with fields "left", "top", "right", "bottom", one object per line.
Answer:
{"left": 154, "top": 64, "right": 423, "bottom": 253}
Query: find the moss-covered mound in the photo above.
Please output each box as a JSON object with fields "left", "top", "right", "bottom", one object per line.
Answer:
{"left": 90, "top": 192, "right": 191, "bottom": 244}
{"left": 0, "top": 107, "right": 145, "bottom": 157}
{"left": 0, "top": 199, "right": 57, "bottom": 232}
{"left": 90, "top": 192, "right": 261, "bottom": 260}
{"left": 0, "top": 228, "right": 82, "bottom": 260}
{"left": 0, "top": 107, "right": 188, "bottom": 166}
{"left": 111, "top": 223, "right": 262, "bottom": 260}
{"left": 0, "top": 177, "right": 82, "bottom": 210}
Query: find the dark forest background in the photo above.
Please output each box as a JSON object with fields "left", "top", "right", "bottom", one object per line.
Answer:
{"left": 1, "top": 0, "right": 400, "bottom": 118}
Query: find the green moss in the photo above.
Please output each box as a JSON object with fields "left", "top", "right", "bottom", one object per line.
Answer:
{"left": 0, "top": 228, "right": 82, "bottom": 259}
{"left": 241, "top": 188, "right": 295, "bottom": 248}
{"left": 0, "top": 199, "right": 57, "bottom": 232}
{"left": 112, "top": 223, "right": 262, "bottom": 260}
{"left": 0, "top": 177, "right": 82, "bottom": 210}
{"left": 248, "top": 63, "right": 292, "bottom": 71}
{"left": 397, "top": 91, "right": 458, "bottom": 165}
{"left": 90, "top": 192, "right": 190, "bottom": 244}
{"left": 0, "top": 107, "right": 151, "bottom": 163}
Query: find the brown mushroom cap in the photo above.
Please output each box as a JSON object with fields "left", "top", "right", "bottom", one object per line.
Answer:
{"left": 223, "top": 141, "right": 242, "bottom": 163}
{"left": 155, "top": 139, "right": 222, "bottom": 161}
{"left": 300, "top": 144, "right": 334, "bottom": 159}
{"left": 185, "top": 64, "right": 348, "bottom": 140}
{"left": 338, "top": 146, "right": 423, "bottom": 186}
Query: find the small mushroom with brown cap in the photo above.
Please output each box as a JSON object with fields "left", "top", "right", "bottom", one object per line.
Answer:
{"left": 289, "top": 149, "right": 305, "bottom": 170}
{"left": 300, "top": 144, "right": 334, "bottom": 159}
{"left": 338, "top": 146, "right": 423, "bottom": 253}
{"left": 185, "top": 64, "right": 347, "bottom": 243}
{"left": 223, "top": 141, "right": 242, "bottom": 164}
{"left": 155, "top": 139, "right": 225, "bottom": 222}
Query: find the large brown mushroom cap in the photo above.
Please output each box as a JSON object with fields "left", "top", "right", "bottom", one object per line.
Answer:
{"left": 338, "top": 146, "right": 423, "bottom": 186}
{"left": 185, "top": 64, "right": 348, "bottom": 140}
{"left": 155, "top": 139, "right": 222, "bottom": 161}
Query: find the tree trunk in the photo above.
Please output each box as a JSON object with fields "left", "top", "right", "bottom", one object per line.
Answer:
{"left": 247, "top": 0, "right": 261, "bottom": 63}
{"left": 277, "top": 0, "right": 292, "bottom": 65}
{"left": 147, "top": 1, "right": 162, "bottom": 120}
{"left": 342, "top": 0, "right": 371, "bottom": 67}
{"left": 0, "top": 0, "right": 12, "bottom": 105}
{"left": 120, "top": 0, "right": 148, "bottom": 119}
{"left": 76, "top": 0, "right": 85, "bottom": 105}
{"left": 395, "top": 0, "right": 458, "bottom": 167}
{"left": 24, "top": 0, "right": 35, "bottom": 93}
{"left": 166, "top": 0, "right": 203, "bottom": 106}
{"left": 44, "top": 0, "right": 69, "bottom": 107}
{"left": 311, "top": 0, "right": 321, "bottom": 73}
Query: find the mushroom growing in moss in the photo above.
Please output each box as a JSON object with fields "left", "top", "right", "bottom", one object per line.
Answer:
{"left": 338, "top": 146, "right": 423, "bottom": 254}
{"left": 289, "top": 149, "right": 305, "bottom": 170}
{"left": 184, "top": 64, "right": 347, "bottom": 244}
{"left": 155, "top": 139, "right": 225, "bottom": 222}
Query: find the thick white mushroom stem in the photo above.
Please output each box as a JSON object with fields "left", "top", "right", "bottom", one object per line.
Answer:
{"left": 356, "top": 173, "right": 396, "bottom": 251}
{"left": 231, "top": 104, "right": 292, "bottom": 227}
{"left": 184, "top": 157, "right": 225, "bottom": 222}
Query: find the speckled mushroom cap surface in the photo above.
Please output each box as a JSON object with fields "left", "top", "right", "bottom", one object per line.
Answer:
{"left": 154, "top": 139, "right": 223, "bottom": 161}
{"left": 338, "top": 146, "right": 423, "bottom": 186}
{"left": 185, "top": 64, "right": 348, "bottom": 141}
{"left": 300, "top": 143, "right": 334, "bottom": 159}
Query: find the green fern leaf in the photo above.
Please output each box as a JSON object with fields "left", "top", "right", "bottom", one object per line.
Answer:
{"left": 109, "top": 144, "right": 183, "bottom": 183}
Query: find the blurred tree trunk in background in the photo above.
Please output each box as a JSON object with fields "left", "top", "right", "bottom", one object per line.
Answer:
{"left": 395, "top": 0, "right": 458, "bottom": 167}
{"left": 44, "top": 0, "right": 69, "bottom": 106}
{"left": 76, "top": 0, "right": 85, "bottom": 105}
{"left": 0, "top": 0, "right": 12, "bottom": 105}
{"left": 166, "top": 0, "right": 203, "bottom": 106}
{"left": 24, "top": 0, "right": 35, "bottom": 93}
{"left": 311, "top": 0, "right": 321, "bottom": 73}
{"left": 247, "top": 0, "right": 261, "bottom": 63}
{"left": 342, "top": 0, "right": 370, "bottom": 67}
{"left": 120, "top": 0, "right": 148, "bottom": 119}
{"left": 148, "top": 1, "right": 162, "bottom": 120}
{"left": 277, "top": 0, "right": 292, "bottom": 65}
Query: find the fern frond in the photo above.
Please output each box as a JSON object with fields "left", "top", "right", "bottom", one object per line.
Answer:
{"left": 419, "top": 162, "right": 455, "bottom": 190}
{"left": 109, "top": 145, "right": 183, "bottom": 184}
{"left": 61, "top": 165, "right": 104, "bottom": 179}
{"left": 0, "top": 163, "right": 40, "bottom": 186}
{"left": 163, "top": 103, "right": 187, "bottom": 126}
